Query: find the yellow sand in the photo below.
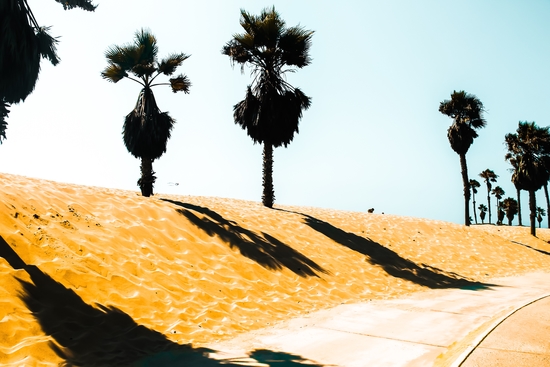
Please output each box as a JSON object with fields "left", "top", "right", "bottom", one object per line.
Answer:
{"left": 1, "top": 172, "right": 549, "bottom": 366}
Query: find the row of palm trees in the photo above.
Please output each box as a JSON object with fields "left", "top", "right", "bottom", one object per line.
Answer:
{"left": 2, "top": 5, "right": 312, "bottom": 208}
{"left": 101, "top": 8, "right": 313, "bottom": 205}
{"left": 441, "top": 91, "right": 550, "bottom": 236}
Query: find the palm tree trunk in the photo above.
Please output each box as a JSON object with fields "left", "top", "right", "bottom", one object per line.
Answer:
{"left": 516, "top": 186, "right": 522, "bottom": 226}
{"left": 486, "top": 186, "right": 492, "bottom": 224}
{"left": 544, "top": 184, "right": 550, "bottom": 228}
{"left": 472, "top": 194, "right": 478, "bottom": 224}
{"left": 459, "top": 153, "right": 470, "bottom": 226}
{"left": 139, "top": 157, "right": 155, "bottom": 197}
{"left": 262, "top": 142, "right": 274, "bottom": 208}
{"left": 529, "top": 189, "right": 536, "bottom": 236}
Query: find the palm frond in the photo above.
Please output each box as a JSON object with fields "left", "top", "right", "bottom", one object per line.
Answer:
{"left": 0, "top": 100, "right": 9, "bottom": 144}
{"left": 279, "top": 27, "right": 314, "bottom": 68}
{"left": 54, "top": 0, "right": 97, "bottom": 11}
{"left": 104, "top": 44, "right": 140, "bottom": 71}
{"left": 36, "top": 26, "right": 60, "bottom": 66}
{"left": 101, "top": 63, "right": 128, "bottom": 83}
{"left": 131, "top": 63, "right": 157, "bottom": 78}
{"left": 158, "top": 53, "right": 190, "bottom": 75}
{"left": 133, "top": 28, "right": 157, "bottom": 65}
{"left": 169, "top": 74, "right": 191, "bottom": 93}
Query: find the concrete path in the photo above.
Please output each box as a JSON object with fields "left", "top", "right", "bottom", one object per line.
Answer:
{"left": 460, "top": 294, "right": 550, "bottom": 367}
{"left": 202, "top": 272, "right": 550, "bottom": 367}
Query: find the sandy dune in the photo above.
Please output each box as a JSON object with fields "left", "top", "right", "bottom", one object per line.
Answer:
{"left": 1, "top": 172, "right": 549, "bottom": 366}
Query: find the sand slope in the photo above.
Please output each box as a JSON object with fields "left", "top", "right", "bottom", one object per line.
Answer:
{"left": 1, "top": 173, "right": 549, "bottom": 366}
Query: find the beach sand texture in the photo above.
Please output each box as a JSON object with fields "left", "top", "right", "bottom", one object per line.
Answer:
{"left": 1, "top": 172, "right": 550, "bottom": 366}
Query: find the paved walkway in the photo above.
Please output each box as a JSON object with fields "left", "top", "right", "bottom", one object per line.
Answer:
{"left": 200, "top": 272, "right": 550, "bottom": 367}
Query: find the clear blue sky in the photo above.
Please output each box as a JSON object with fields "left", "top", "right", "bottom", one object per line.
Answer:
{"left": 2, "top": 0, "right": 550, "bottom": 224}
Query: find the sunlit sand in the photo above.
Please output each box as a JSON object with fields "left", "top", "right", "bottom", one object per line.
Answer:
{"left": 1, "top": 173, "right": 549, "bottom": 365}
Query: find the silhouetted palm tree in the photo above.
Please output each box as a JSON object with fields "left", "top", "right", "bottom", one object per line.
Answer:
{"left": 102, "top": 29, "right": 191, "bottom": 197}
{"left": 0, "top": 0, "right": 96, "bottom": 143}
{"left": 505, "top": 153, "right": 523, "bottom": 226}
{"left": 537, "top": 206, "right": 546, "bottom": 228}
{"left": 479, "top": 169, "right": 498, "bottom": 224}
{"left": 492, "top": 186, "right": 505, "bottom": 223}
{"left": 505, "top": 122, "right": 550, "bottom": 236}
{"left": 440, "top": 90, "right": 486, "bottom": 226}
{"left": 469, "top": 179, "right": 481, "bottom": 224}
{"left": 502, "top": 197, "right": 518, "bottom": 226}
{"left": 537, "top": 207, "right": 545, "bottom": 228}
{"left": 478, "top": 204, "right": 487, "bottom": 224}
{"left": 222, "top": 7, "right": 313, "bottom": 208}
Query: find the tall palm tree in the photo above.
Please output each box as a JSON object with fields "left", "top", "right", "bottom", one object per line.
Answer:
{"left": 439, "top": 90, "right": 486, "bottom": 226}
{"left": 478, "top": 204, "right": 488, "bottom": 224}
{"left": 102, "top": 29, "right": 191, "bottom": 197}
{"left": 469, "top": 179, "right": 481, "bottom": 224}
{"left": 505, "top": 122, "right": 550, "bottom": 236}
{"left": 502, "top": 197, "right": 518, "bottom": 226}
{"left": 222, "top": 7, "right": 313, "bottom": 208}
{"left": 479, "top": 169, "right": 498, "bottom": 224}
{"left": 0, "top": 0, "right": 96, "bottom": 143}
{"left": 491, "top": 185, "right": 505, "bottom": 223}
{"left": 536, "top": 207, "right": 545, "bottom": 228}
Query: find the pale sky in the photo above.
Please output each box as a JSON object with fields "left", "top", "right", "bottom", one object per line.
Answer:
{"left": 2, "top": 0, "right": 550, "bottom": 225}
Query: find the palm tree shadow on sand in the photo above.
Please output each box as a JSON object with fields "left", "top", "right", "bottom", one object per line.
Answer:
{"left": 284, "top": 211, "right": 493, "bottom": 290}
{"left": 0, "top": 236, "right": 325, "bottom": 366}
{"left": 161, "top": 199, "right": 329, "bottom": 278}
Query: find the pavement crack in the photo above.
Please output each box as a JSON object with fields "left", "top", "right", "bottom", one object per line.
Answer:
{"left": 316, "top": 326, "right": 446, "bottom": 348}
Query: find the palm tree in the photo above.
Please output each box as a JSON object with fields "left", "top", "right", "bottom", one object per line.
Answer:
{"left": 537, "top": 207, "right": 545, "bottom": 228}
{"left": 469, "top": 179, "right": 481, "bottom": 224}
{"left": 102, "top": 29, "right": 191, "bottom": 197}
{"left": 504, "top": 154, "right": 523, "bottom": 226}
{"left": 439, "top": 90, "right": 486, "bottom": 226}
{"left": 478, "top": 204, "right": 488, "bottom": 224}
{"left": 502, "top": 197, "right": 518, "bottom": 226}
{"left": 491, "top": 186, "right": 505, "bottom": 223}
{"left": 505, "top": 122, "right": 550, "bottom": 236}
{"left": 0, "top": 0, "right": 96, "bottom": 143}
{"left": 479, "top": 169, "right": 498, "bottom": 224}
{"left": 222, "top": 7, "right": 313, "bottom": 208}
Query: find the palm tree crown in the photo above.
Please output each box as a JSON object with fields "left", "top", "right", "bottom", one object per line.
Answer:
{"left": 439, "top": 90, "right": 486, "bottom": 155}
{"left": 222, "top": 7, "right": 313, "bottom": 207}
{"left": 0, "top": 0, "right": 96, "bottom": 143}
{"left": 102, "top": 29, "right": 191, "bottom": 197}
{"left": 505, "top": 121, "right": 550, "bottom": 235}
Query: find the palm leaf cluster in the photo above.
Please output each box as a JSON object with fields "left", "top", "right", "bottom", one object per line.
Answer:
{"left": 102, "top": 29, "right": 191, "bottom": 94}
{"left": 222, "top": 7, "right": 313, "bottom": 148}
{"left": 0, "top": 0, "right": 96, "bottom": 142}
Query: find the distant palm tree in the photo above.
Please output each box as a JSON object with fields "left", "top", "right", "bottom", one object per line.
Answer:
{"left": 440, "top": 90, "right": 486, "bottom": 226}
{"left": 479, "top": 169, "right": 498, "bottom": 224}
{"left": 491, "top": 186, "right": 505, "bottom": 223}
{"left": 0, "top": 0, "right": 96, "bottom": 143}
{"left": 222, "top": 7, "right": 313, "bottom": 208}
{"left": 505, "top": 154, "right": 523, "bottom": 226}
{"left": 505, "top": 122, "right": 550, "bottom": 236}
{"left": 469, "top": 179, "right": 481, "bottom": 224}
{"left": 478, "top": 204, "right": 488, "bottom": 224}
{"left": 502, "top": 197, "right": 518, "bottom": 226}
{"left": 497, "top": 202, "right": 506, "bottom": 226}
{"left": 102, "top": 29, "right": 191, "bottom": 197}
{"left": 537, "top": 207, "right": 546, "bottom": 228}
